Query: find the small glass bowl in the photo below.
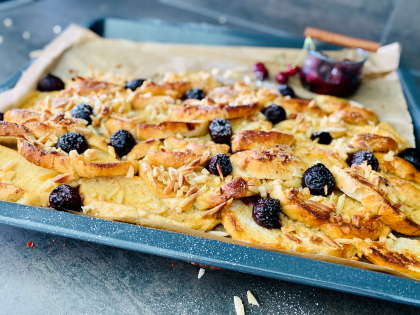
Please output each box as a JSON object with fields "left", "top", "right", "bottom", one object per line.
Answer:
{"left": 299, "top": 48, "right": 369, "bottom": 97}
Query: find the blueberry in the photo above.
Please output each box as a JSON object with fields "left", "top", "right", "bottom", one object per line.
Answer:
{"left": 262, "top": 104, "right": 286, "bottom": 125}
{"left": 351, "top": 150, "right": 379, "bottom": 171}
{"left": 184, "top": 88, "right": 206, "bottom": 100}
{"left": 70, "top": 103, "right": 93, "bottom": 125}
{"left": 311, "top": 131, "right": 333, "bottom": 145}
{"left": 0, "top": 112, "right": 3, "bottom": 121}
{"left": 398, "top": 148, "right": 420, "bottom": 171}
{"left": 208, "top": 153, "right": 232, "bottom": 177}
{"left": 110, "top": 129, "right": 136, "bottom": 158}
{"left": 49, "top": 184, "right": 82, "bottom": 211}
{"left": 125, "top": 79, "right": 146, "bottom": 91}
{"left": 277, "top": 84, "right": 295, "bottom": 98}
{"left": 252, "top": 198, "right": 282, "bottom": 229}
{"left": 209, "top": 118, "right": 232, "bottom": 144}
{"left": 56, "top": 132, "right": 88, "bottom": 154}
{"left": 37, "top": 74, "right": 65, "bottom": 92}
{"left": 302, "top": 163, "right": 335, "bottom": 196}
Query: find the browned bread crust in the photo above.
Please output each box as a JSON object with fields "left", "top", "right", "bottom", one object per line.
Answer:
{"left": 137, "top": 121, "right": 208, "bottom": 140}
{"left": 357, "top": 239, "right": 420, "bottom": 279}
{"left": 277, "top": 98, "right": 324, "bottom": 117}
{"left": 332, "top": 165, "right": 420, "bottom": 235}
{"left": 146, "top": 151, "right": 203, "bottom": 169}
{"left": 195, "top": 177, "right": 258, "bottom": 210}
{"left": 139, "top": 81, "right": 192, "bottom": 98}
{"left": 271, "top": 187, "right": 333, "bottom": 227}
{"left": 171, "top": 103, "right": 259, "bottom": 121}
{"left": 17, "top": 139, "right": 138, "bottom": 178}
{"left": 320, "top": 219, "right": 385, "bottom": 240}
{"left": 231, "top": 148, "right": 305, "bottom": 180}
{"left": 5, "top": 108, "right": 51, "bottom": 123}
{"left": 222, "top": 200, "right": 356, "bottom": 258}
{"left": 349, "top": 132, "right": 398, "bottom": 152}
{"left": 65, "top": 77, "right": 121, "bottom": 96}
{"left": 231, "top": 130, "right": 295, "bottom": 152}
{"left": 164, "top": 136, "right": 229, "bottom": 155}
{"left": 375, "top": 153, "right": 420, "bottom": 183}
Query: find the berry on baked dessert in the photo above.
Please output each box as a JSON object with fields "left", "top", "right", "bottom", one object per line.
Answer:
{"left": 37, "top": 74, "right": 65, "bottom": 92}
{"left": 252, "top": 198, "right": 282, "bottom": 229}
{"left": 209, "top": 118, "right": 232, "bottom": 144}
{"left": 261, "top": 104, "right": 286, "bottom": 125}
{"left": 126, "top": 78, "right": 146, "bottom": 91}
{"left": 70, "top": 103, "right": 94, "bottom": 125}
{"left": 302, "top": 163, "right": 335, "bottom": 196}
{"left": 56, "top": 132, "right": 89, "bottom": 154}
{"left": 110, "top": 130, "right": 137, "bottom": 158}
{"left": 49, "top": 185, "right": 82, "bottom": 211}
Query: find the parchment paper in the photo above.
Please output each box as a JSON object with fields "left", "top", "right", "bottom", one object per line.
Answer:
{"left": 0, "top": 24, "right": 415, "bottom": 279}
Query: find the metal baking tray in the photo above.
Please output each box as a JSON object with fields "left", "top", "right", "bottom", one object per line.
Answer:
{"left": 1, "top": 17, "right": 420, "bottom": 307}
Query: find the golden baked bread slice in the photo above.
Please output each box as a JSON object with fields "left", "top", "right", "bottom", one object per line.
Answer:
{"left": 171, "top": 103, "right": 259, "bottom": 121}
{"left": 270, "top": 181, "right": 386, "bottom": 240}
{"left": 17, "top": 139, "right": 138, "bottom": 178}
{"left": 4, "top": 108, "right": 52, "bottom": 123}
{"left": 136, "top": 121, "right": 209, "bottom": 140}
{"left": 349, "top": 132, "right": 399, "bottom": 152}
{"left": 139, "top": 80, "right": 192, "bottom": 98}
{"left": 357, "top": 237, "right": 420, "bottom": 279}
{"left": 105, "top": 118, "right": 210, "bottom": 140}
{"left": 0, "top": 144, "right": 56, "bottom": 207}
{"left": 315, "top": 95, "right": 378, "bottom": 125}
{"left": 79, "top": 176, "right": 220, "bottom": 231}
{"left": 375, "top": 153, "right": 420, "bottom": 184}
{"left": 275, "top": 98, "right": 324, "bottom": 117}
{"left": 231, "top": 148, "right": 305, "bottom": 180}
{"left": 222, "top": 200, "right": 357, "bottom": 258}
{"left": 231, "top": 130, "right": 295, "bottom": 152}
{"left": 332, "top": 164, "right": 420, "bottom": 235}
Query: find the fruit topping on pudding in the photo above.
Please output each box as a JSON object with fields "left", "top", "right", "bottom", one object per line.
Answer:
{"left": 302, "top": 163, "right": 335, "bottom": 196}
{"left": 110, "top": 129, "right": 136, "bottom": 158}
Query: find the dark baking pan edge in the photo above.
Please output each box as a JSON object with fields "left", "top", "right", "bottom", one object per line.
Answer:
{"left": 1, "top": 202, "right": 420, "bottom": 306}
{"left": 1, "top": 17, "right": 420, "bottom": 306}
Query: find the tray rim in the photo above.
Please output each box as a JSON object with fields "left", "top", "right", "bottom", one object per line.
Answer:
{"left": 1, "top": 17, "right": 420, "bottom": 307}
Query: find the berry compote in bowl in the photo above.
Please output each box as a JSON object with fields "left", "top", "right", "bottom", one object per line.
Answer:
{"left": 299, "top": 48, "right": 369, "bottom": 97}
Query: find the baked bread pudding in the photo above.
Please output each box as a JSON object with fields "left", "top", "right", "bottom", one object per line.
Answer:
{"left": 1, "top": 70, "right": 420, "bottom": 278}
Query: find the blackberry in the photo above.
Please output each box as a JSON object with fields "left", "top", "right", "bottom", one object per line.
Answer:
{"left": 70, "top": 103, "right": 93, "bottom": 125}
{"left": 125, "top": 79, "right": 146, "bottom": 91}
{"left": 351, "top": 150, "right": 379, "bottom": 171}
{"left": 37, "top": 74, "right": 65, "bottom": 92}
{"left": 110, "top": 129, "right": 136, "bottom": 157}
{"left": 398, "top": 148, "right": 420, "bottom": 171}
{"left": 262, "top": 104, "right": 286, "bottom": 125}
{"left": 310, "top": 131, "right": 333, "bottom": 145}
{"left": 49, "top": 185, "right": 82, "bottom": 212}
{"left": 277, "top": 84, "right": 295, "bottom": 98}
{"left": 252, "top": 198, "right": 282, "bottom": 229}
{"left": 184, "top": 88, "right": 206, "bottom": 100}
{"left": 208, "top": 154, "right": 232, "bottom": 177}
{"left": 0, "top": 112, "right": 3, "bottom": 121}
{"left": 209, "top": 118, "right": 232, "bottom": 144}
{"left": 302, "top": 163, "right": 335, "bottom": 196}
{"left": 56, "top": 132, "right": 88, "bottom": 154}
